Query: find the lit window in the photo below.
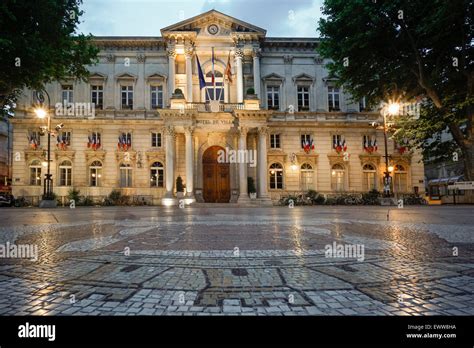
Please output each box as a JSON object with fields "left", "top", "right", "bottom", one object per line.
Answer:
{"left": 362, "top": 164, "right": 376, "bottom": 191}
{"left": 331, "top": 163, "right": 345, "bottom": 192}
{"left": 269, "top": 163, "right": 283, "bottom": 189}
{"left": 394, "top": 164, "right": 408, "bottom": 193}
{"left": 89, "top": 160, "right": 102, "bottom": 187}
{"left": 29, "top": 160, "right": 42, "bottom": 186}
{"left": 150, "top": 162, "right": 164, "bottom": 187}
{"left": 300, "top": 163, "right": 314, "bottom": 191}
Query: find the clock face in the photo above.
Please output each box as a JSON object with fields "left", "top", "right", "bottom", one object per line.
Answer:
{"left": 207, "top": 24, "right": 219, "bottom": 35}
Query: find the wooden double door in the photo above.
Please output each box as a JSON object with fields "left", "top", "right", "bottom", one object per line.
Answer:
{"left": 202, "top": 146, "right": 230, "bottom": 203}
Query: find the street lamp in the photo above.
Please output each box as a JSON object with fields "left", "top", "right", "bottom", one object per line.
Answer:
{"left": 381, "top": 102, "right": 400, "bottom": 197}
{"left": 33, "top": 90, "right": 55, "bottom": 204}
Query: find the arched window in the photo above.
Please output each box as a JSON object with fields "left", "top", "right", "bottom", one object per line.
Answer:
{"left": 150, "top": 162, "right": 164, "bottom": 187}
{"left": 300, "top": 163, "right": 314, "bottom": 191}
{"left": 331, "top": 163, "right": 345, "bottom": 192}
{"left": 29, "top": 160, "right": 42, "bottom": 186}
{"left": 269, "top": 163, "right": 283, "bottom": 189}
{"left": 394, "top": 164, "right": 408, "bottom": 193}
{"left": 362, "top": 163, "right": 376, "bottom": 191}
{"left": 120, "top": 163, "right": 132, "bottom": 187}
{"left": 59, "top": 160, "right": 72, "bottom": 186}
{"left": 89, "top": 160, "right": 102, "bottom": 187}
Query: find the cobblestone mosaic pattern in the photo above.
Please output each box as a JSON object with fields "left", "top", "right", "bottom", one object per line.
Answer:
{"left": 0, "top": 206, "right": 473, "bottom": 316}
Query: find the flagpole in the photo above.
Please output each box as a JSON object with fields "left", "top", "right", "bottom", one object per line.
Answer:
{"left": 212, "top": 47, "right": 216, "bottom": 102}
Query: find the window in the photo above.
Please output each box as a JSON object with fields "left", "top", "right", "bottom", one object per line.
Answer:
{"left": 359, "top": 97, "right": 367, "bottom": 112}
{"left": 27, "top": 131, "right": 41, "bottom": 149}
{"left": 362, "top": 135, "right": 377, "bottom": 153}
{"left": 328, "top": 87, "right": 340, "bottom": 111}
{"left": 118, "top": 132, "right": 132, "bottom": 151}
{"left": 332, "top": 134, "right": 346, "bottom": 152}
{"left": 331, "top": 163, "right": 345, "bottom": 192}
{"left": 362, "top": 164, "right": 376, "bottom": 191}
{"left": 269, "top": 163, "right": 283, "bottom": 189}
{"left": 205, "top": 71, "right": 224, "bottom": 102}
{"left": 29, "top": 160, "right": 42, "bottom": 186}
{"left": 150, "top": 162, "right": 164, "bottom": 187}
{"left": 91, "top": 85, "right": 103, "bottom": 109}
{"left": 270, "top": 134, "right": 281, "bottom": 149}
{"left": 175, "top": 54, "right": 186, "bottom": 74}
{"left": 394, "top": 164, "right": 408, "bottom": 193}
{"left": 87, "top": 132, "right": 101, "bottom": 150}
{"left": 121, "top": 85, "right": 133, "bottom": 109}
{"left": 297, "top": 86, "right": 310, "bottom": 111}
{"left": 300, "top": 163, "right": 314, "bottom": 191}
{"left": 59, "top": 160, "right": 72, "bottom": 186}
{"left": 267, "top": 86, "right": 280, "bottom": 110}
{"left": 56, "top": 131, "right": 71, "bottom": 150}
{"left": 61, "top": 85, "right": 73, "bottom": 104}
{"left": 89, "top": 160, "right": 102, "bottom": 187}
{"left": 120, "top": 163, "right": 132, "bottom": 187}
{"left": 151, "top": 132, "right": 162, "bottom": 148}
{"left": 151, "top": 86, "right": 163, "bottom": 109}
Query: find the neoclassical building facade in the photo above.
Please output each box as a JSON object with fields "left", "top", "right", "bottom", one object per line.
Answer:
{"left": 11, "top": 10, "right": 425, "bottom": 205}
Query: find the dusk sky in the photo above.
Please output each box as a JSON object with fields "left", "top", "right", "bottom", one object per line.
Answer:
{"left": 78, "top": 0, "right": 324, "bottom": 37}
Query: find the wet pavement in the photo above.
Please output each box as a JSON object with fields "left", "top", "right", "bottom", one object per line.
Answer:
{"left": 0, "top": 205, "right": 473, "bottom": 316}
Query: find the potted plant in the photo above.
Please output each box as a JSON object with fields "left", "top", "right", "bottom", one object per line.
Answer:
{"left": 248, "top": 177, "right": 257, "bottom": 199}
{"left": 172, "top": 88, "right": 185, "bottom": 99}
{"left": 245, "top": 87, "right": 257, "bottom": 99}
{"left": 176, "top": 176, "right": 185, "bottom": 198}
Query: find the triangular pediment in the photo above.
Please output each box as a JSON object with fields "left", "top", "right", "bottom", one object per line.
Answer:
{"left": 161, "top": 10, "right": 266, "bottom": 36}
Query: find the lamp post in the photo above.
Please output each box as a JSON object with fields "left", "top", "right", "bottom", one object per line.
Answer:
{"left": 33, "top": 90, "right": 55, "bottom": 204}
{"left": 381, "top": 102, "right": 400, "bottom": 197}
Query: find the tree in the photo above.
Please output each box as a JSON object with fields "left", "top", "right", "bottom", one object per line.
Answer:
{"left": 0, "top": 0, "right": 99, "bottom": 114}
{"left": 318, "top": 0, "right": 473, "bottom": 181}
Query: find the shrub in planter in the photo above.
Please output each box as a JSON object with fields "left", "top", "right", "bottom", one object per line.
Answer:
{"left": 68, "top": 189, "right": 81, "bottom": 204}
{"left": 104, "top": 190, "right": 130, "bottom": 206}
{"left": 247, "top": 177, "right": 257, "bottom": 199}
{"left": 362, "top": 189, "right": 381, "bottom": 205}
{"left": 306, "top": 190, "right": 325, "bottom": 205}
{"left": 81, "top": 196, "right": 94, "bottom": 206}
{"left": 246, "top": 87, "right": 255, "bottom": 95}
{"left": 402, "top": 193, "right": 428, "bottom": 205}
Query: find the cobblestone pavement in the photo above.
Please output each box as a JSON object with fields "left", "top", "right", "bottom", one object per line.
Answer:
{"left": 0, "top": 205, "right": 473, "bottom": 316}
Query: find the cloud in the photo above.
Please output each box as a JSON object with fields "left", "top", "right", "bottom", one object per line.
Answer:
{"left": 78, "top": 0, "right": 324, "bottom": 37}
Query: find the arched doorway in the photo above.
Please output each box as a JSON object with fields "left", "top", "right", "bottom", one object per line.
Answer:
{"left": 202, "top": 146, "right": 230, "bottom": 203}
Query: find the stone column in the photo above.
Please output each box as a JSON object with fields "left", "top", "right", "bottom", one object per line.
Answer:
{"left": 252, "top": 48, "right": 262, "bottom": 99}
{"left": 167, "top": 46, "right": 176, "bottom": 102}
{"left": 235, "top": 48, "right": 244, "bottom": 103}
{"left": 237, "top": 126, "right": 250, "bottom": 203}
{"left": 184, "top": 126, "right": 195, "bottom": 200}
{"left": 164, "top": 126, "right": 175, "bottom": 199}
{"left": 258, "top": 127, "right": 271, "bottom": 203}
{"left": 185, "top": 44, "right": 194, "bottom": 103}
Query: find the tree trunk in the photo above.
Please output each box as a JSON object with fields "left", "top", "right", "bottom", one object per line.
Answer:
{"left": 463, "top": 142, "right": 474, "bottom": 182}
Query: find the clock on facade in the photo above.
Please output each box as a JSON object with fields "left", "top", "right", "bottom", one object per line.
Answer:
{"left": 207, "top": 24, "right": 219, "bottom": 35}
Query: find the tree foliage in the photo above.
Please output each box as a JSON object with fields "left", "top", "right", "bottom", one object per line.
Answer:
{"left": 0, "top": 0, "right": 99, "bottom": 114}
{"left": 318, "top": 0, "right": 473, "bottom": 180}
